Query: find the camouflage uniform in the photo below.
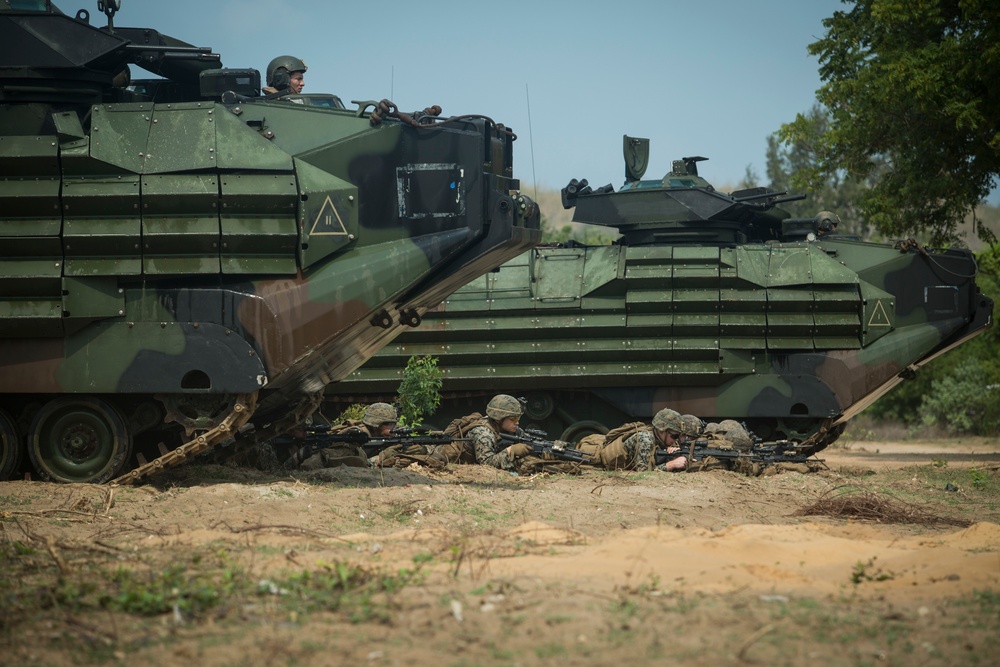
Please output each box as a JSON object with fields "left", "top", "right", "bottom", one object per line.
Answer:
{"left": 295, "top": 419, "right": 371, "bottom": 469}
{"left": 703, "top": 419, "right": 753, "bottom": 451}
{"left": 295, "top": 403, "right": 405, "bottom": 470}
{"left": 433, "top": 395, "right": 528, "bottom": 470}
{"left": 590, "top": 409, "right": 687, "bottom": 471}
{"left": 679, "top": 419, "right": 756, "bottom": 472}
{"left": 467, "top": 418, "right": 524, "bottom": 471}
{"left": 680, "top": 414, "right": 704, "bottom": 441}
{"left": 362, "top": 403, "right": 433, "bottom": 468}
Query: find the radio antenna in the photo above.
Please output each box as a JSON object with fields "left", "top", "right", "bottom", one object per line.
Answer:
{"left": 525, "top": 83, "right": 537, "bottom": 200}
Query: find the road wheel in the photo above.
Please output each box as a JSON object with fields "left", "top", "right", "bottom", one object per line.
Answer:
{"left": 0, "top": 409, "right": 22, "bottom": 480}
{"left": 28, "top": 397, "right": 132, "bottom": 483}
{"left": 560, "top": 420, "right": 609, "bottom": 444}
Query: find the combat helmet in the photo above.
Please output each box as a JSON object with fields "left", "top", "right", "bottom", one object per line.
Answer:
{"left": 486, "top": 394, "right": 523, "bottom": 421}
{"left": 266, "top": 55, "right": 308, "bottom": 89}
{"left": 651, "top": 408, "right": 683, "bottom": 434}
{"left": 363, "top": 402, "right": 397, "bottom": 428}
{"left": 717, "top": 419, "right": 752, "bottom": 451}
{"left": 680, "top": 414, "right": 703, "bottom": 439}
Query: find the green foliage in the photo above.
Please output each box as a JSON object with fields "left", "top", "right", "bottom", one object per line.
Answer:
{"left": 274, "top": 560, "right": 424, "bottom": 622}
{"left": 35, "top": 559, "right": 245, "bottom": 618}
{"left": 780, "top": 0, "right": 1000, "bottom": 245}
{"left": 850, "top": 557, "right": 894, "bottom": 585}
{"left": 767, "top": 105, "right": 875, "bottom": 239}
{"left": 9, "top": 551, "right": 422, "bottom": 627}
{"left": 968, "top": 469, "right": 990, "bottom": 490}
{"left": 99, "top": 562, "right": 231, "bottom": 616}
{"left": 919, "top": 358, "right": 1000, "bottom": 435}
{"left": 396, "top": 355, "right": 442, "bottom": 426}
{"left": 335, "top": 403, "right": 365, "bottom": 423}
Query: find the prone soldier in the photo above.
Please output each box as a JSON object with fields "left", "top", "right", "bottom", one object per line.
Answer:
{"left": 430, "top": 394, "right": 529, "bottom": 471}
{"left": 583, "top": 408, "right": 689, "bottom": 472}
{"left": 680, "top": 414, "right": 705, "bottom": 442}
{"left": 290, "top": 404, "right": 390, "bottom": 470}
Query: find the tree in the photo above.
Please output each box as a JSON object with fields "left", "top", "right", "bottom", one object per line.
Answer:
{"left": 767, "top": 105, "right": 874, "bottom": 239}
{"left": 780, "top": 0, "right": 1000, "bottom": 245}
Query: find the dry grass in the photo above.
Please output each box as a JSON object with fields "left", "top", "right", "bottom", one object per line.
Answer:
{"left": 793, "top": 487, "right": 971, "bottom": 527}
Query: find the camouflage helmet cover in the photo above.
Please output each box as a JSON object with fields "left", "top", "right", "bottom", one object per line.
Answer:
{"left": 363, "top": 402, "right": 397, "bottom": 428}
{"left": 266, "top": 55, "right": 308, "bottom": 88}
{"left": 486, "top": 394, "right": 523, "bottom": 421}
{"left": 651, "top": 408, "right": 683, "bottom": 433}
{"left": 680, "top": 414, "right": 703, "bottom": 438}
{"left": 717, "top": 419, "right": 752, "bottom": 450}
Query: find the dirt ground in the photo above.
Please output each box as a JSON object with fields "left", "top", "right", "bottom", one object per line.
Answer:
{"left": 2, "top": 439, "right": 998, "bottom": 667}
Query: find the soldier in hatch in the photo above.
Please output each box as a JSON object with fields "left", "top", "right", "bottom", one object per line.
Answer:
{"left": 582, "top": 408, "right": 689, "bottom": 472}
{"left": 262, "top": 55, "right": 307, "bottom": 96}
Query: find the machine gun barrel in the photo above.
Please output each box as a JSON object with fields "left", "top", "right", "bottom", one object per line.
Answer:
{"left": 654, "top": 439, "right": 821, "bottom": 468}
{"left": 500, "top": 430, "right": 591, "bottom": 463}
{"left": 280, "top": 426, "right": 461, "bottom": 470}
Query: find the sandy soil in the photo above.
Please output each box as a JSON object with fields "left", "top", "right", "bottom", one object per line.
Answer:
{"left": 1, "top": 439, "right": 998, "bottom": 666}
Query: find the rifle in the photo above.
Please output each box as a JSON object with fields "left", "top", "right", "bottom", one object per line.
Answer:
{"left": 280, "top": 425, "right": 462, "bottom": 470}
{"left": 654, "top": 438, "right": 822, "bottom": 470}
{"left": 499, "top": 429, "right": 591, "bottom": 463}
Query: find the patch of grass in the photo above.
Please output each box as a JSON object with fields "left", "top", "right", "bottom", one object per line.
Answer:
{"left": 741, "top": 591, "right": 1000, "bottom": 662}
{"left": 544, "top": 614, "right": 575, "bottom": 624}
{"left": 101, "top": 562, "right": 232, "bottom": 616}
{"left": 850, "top": 557, "right": 895, "bottom": 585}
{"left": 445, "top": 496, "right": 517, "bottom": 527}
{"left": 487, "top": 643, "right": 514, "bottom": 661}
{"left": 798, "top": 464, "right": 1000, "bottom": 525}
{"left": 0, "top": 495, "right": 31, "bottom": 507}
{"left": 534, "top": 642, "right": 568, "bottom": 658}
{"left": 1, "top": 536, "right": 426, "bottom": 635}
{"left": 273, "top": 558, "right": 425, "bottom": 623}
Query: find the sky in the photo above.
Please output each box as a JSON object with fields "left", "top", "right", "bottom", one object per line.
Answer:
{"left": 101, "top": 0, "right": 844, "bottom": 195}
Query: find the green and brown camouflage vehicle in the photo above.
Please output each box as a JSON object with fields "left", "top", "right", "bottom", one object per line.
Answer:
{"left": 0, "top": 1, "right": 540, "bottom": 482}
{"left": 324, "top": 137, "right": 993, "bottom": 453}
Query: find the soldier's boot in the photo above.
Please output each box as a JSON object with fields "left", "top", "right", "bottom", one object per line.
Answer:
{"left": 597, "top": 438, "right": 630, "bottom": 471}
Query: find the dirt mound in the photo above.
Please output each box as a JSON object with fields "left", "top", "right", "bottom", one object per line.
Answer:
{"left": 2, "top": 442, "right": 998, "bottom": 666}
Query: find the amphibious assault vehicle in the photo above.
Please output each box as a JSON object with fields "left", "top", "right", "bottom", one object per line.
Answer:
{"left": 325, "top": 137, "right": 993, "bottom": 451}
{"left": 0, "top": 1, "right": 540, "bottom": 482}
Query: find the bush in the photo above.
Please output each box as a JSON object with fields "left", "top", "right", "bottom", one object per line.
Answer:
{"left": 919, "top": 358, "right": 1000, "bottom": 435}
{"left": 395, "top": 355, "right": 442, "bottom": 426}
